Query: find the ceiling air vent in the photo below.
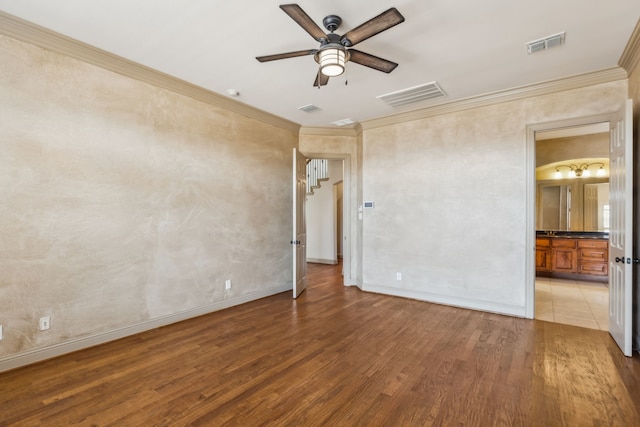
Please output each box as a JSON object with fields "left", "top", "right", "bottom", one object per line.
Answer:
{"left": 331, "top": 118, "right": 355, "bottom": 127}
{"left": 298, "top": 104, "right": 321, "bottom": 113}
{"left": 526, "top": 32, "right": 566, "bottom": 54}
{"left": 377, "top": 82, "right": 446, "bottom": 108}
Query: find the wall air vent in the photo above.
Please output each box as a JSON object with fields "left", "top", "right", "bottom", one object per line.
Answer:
{"left": 298, "top": 104, "right": 321, "bottom": 113}
{"left": 526, "top": 32, "right": 566, "bottom": 54}
{"left": 376, "top": 82, "right": 446, "bottom": 108}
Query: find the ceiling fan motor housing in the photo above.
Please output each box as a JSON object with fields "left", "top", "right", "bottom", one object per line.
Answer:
{"left": 323, "top": 15, "right": 342, "bottom": 32}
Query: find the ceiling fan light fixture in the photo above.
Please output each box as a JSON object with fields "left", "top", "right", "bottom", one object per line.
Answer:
{"left": 318, "top": 46, "right": 346, "bottom": 77}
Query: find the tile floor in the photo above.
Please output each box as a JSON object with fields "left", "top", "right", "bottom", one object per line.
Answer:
{"left": 535, "top": 277, "right": 609, "bottom": 331}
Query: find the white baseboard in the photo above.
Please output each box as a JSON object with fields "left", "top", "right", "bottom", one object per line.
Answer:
{"left": 0, "top": 283, "right": 292, "bottom": 373}
{"left": 363, "top": 283, "right": 525, "bottom": 317}
{"left": 307, "top": 258, "right": 338, "bottom": 265}
{"left": 347, "top": 279, "right": 363, "bottom": 289}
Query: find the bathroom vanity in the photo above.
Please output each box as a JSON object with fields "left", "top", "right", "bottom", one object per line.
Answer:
{"left": 535, "top": 232, "right": 608, "bottom": 282}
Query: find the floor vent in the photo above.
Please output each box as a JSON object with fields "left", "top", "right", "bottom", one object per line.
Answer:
{"left": 526, "top": 32, "right": 566, "bottom": 54}
{"left": 377, "top": 82, "right": 446, "bottom": 108}
{"left": 298, "top": 104, "right": 321, "bottom": 113}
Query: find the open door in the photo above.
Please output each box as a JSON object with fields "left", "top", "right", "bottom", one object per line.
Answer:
{"left": 292, "top": 148, "right": 307, "bottom": 298}
{"left": 609, "top": 99, "right": 633, "bottom": 357}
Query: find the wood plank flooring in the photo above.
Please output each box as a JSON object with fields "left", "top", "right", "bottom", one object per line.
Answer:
{"left": 1, "top": 262, "right": 639, "bottom": 426}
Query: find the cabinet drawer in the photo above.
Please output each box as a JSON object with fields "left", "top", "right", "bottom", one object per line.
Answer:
{"left": 577, "top": 239, "right": 608, "bottom": 249}
{"left": 536, "top": 238, "right": 551, "bottom": 247}
{"left": 551, "top": 238, "right": 577, "bottom": 248}
{"left": 578, "top": 248, "right": 608, "bottom": 262}
{"left": 578, "top": 262, "right": 608, "bottom": 276}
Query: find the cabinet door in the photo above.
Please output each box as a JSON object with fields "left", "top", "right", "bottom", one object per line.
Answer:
{"left": 535, "top": 248, "right": 551, "bottom": 271}
{"left": 552, "top": 248, "right": 577, "bottom": 273}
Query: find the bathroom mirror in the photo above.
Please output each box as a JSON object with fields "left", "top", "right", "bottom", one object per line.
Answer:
{"left": 536, "top": 179, "right": 609, "bottom": 232}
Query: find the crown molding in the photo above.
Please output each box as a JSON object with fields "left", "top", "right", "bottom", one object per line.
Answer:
{"left": 0, "top": 11, "right": 301, "bottom": 134}
{"left": 0, "top": 10, "right": 630, "bottom": 137}
{"left": 299, "top": 126, "right": 359, "bottom": 137}
{"left": 360, "top": 67, "right": 628, "bottom": 130}
{"left": 619, "top": 18, "right": 640, "bottom": 75}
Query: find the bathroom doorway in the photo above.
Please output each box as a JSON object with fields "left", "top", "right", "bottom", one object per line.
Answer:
{"left": 533, "top": 122, "right": 610, "bottom": 330}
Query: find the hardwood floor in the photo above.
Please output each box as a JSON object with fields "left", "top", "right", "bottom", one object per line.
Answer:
{"left": 1, "top": 262, "right": 639, "bottom": 426}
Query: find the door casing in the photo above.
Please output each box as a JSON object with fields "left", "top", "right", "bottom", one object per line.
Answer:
{"left": 525, "top": 113, "right": 618, "bottom": 318}
{"left": 299, "top": 152, "right": 352, "bottom": 286}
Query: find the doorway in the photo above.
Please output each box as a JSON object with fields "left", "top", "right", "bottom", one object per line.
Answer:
{"left": 525, "top": 113, "right": 616, "bottom": 320}
{"left": 302, "top": 154, "right": 351, "bottom": 286}
{"left": 533, "top": 123, "right": 610, "bottom": 330}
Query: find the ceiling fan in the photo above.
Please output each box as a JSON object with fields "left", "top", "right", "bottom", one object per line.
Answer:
{"left": 256, "top": 4, "right": 405, "bottom": 87}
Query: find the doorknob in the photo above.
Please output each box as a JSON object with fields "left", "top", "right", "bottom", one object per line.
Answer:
{"left": 615, "top": 257, "right": 624, "bottom": 263}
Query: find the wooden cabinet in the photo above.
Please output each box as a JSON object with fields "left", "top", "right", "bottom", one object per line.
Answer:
{"left": 535, "top": 238, "right": 551, "bottom": 272}
{"left": 535, "top": 237, "right": 608, "bottom": 281}
{"left": 577, "top": 239, "right": 608, "bottom": 276}
{"left": 551, "top": 238, "right": 577, "bottom": 273}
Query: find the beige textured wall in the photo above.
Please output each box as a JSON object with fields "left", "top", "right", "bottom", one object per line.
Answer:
{"left": 536, "top": 133, "right": 609, "bottom": 167}
{"left": 360, "top": 81, "right": 627, "bottom": 314}
{"left": 0, "top": 35, "right": 296, "bottom": 358}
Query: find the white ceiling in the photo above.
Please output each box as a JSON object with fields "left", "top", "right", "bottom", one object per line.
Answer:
{"left": 1, "top": 1, "right": 639, "bottom": 128}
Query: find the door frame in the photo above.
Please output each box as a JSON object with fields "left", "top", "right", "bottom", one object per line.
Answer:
{"left": 299, "top": 152, "right": 352, "bottom": 286}
{"left": 525, "top": 113, "right": 616, "bottom": 318}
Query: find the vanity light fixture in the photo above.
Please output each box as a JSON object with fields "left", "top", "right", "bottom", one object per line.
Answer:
{"left": 553, "top": 162, "right": 606, "bottom": 179}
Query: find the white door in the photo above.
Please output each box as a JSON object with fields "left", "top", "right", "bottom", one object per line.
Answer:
{"left": 292, "top": 148, "right": 307, "bottom": 298}
{"left": 609, "top": 99, "right": 633, "bottom": 357}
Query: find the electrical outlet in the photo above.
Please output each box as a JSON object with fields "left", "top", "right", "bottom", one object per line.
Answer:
{"left": 396, "top": 272, "right": 402, "bottom": 280}
{"left": 225, "top": 279, "right": 232, "bottom": 290}
{"left": 39, "top": 316, "right": 51, "bottom": 331}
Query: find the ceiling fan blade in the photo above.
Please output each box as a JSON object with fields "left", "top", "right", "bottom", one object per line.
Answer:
{"left": 280, "top": 4, "right": 327, "bottom": 42}
{"left": 348, "top": 49, "right": 398, "bottom": 73}
{"left": 313, "top": 70, "right": 330, "bottom": 87}
{"left": 341, "top": 8, "right": 405, "bottom": 47}
{"left": 256, "top": 49, "right": 317, "bottom": 62}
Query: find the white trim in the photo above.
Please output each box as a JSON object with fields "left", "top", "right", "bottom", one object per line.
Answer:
{"left": 0, "top": 283, "right": 291, "bottom": 373}
{"left": 619, "top": 18, "right": 640, "bottom": 75}
{"left": 525, "top": 125, "right": 537, "bottom": 319}
{"left": 307, "top": 258, "right": 338, "bottom": 265}
{"left": 363, "top": 284, "right": 525, "bottom": 317}
{"left": 345, "top": 280, "right": 362, "bottom": 288}
{"left": 299, "top": 127, "right": 359, "bottom": 137}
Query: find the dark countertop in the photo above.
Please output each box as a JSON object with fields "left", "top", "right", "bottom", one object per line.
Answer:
{"left": 536, "top": 231, "right": 609, "bottom": 239}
